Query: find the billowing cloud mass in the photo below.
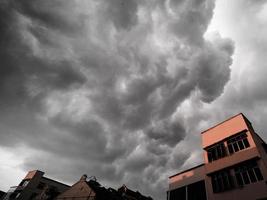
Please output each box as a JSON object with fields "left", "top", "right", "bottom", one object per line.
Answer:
{"left": 5, "top": 0, "right": 266, "bottom": 199}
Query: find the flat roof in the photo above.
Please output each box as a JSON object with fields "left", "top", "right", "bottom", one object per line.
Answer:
{"left": 201, "top": 113, "right": 249, "bottom": 134}
{"left": 42, "top": 177, "right": 70, "bottom": 187}
{"left": 203, "top": 129, "right": 248, "bottom": 150}
{"left": 169, "top": 163, "right": 204, "bottom": 179}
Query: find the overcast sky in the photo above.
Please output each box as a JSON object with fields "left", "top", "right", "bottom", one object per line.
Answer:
{"left": 0, "top": 0, "right": 267, "bottom": 199}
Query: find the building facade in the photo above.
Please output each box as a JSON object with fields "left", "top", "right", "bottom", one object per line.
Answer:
{"left": 168, "top": 113, "right": 267, "bottom": 200}
{"left": 3, "top": 170, "right": 70, "bottom": 200}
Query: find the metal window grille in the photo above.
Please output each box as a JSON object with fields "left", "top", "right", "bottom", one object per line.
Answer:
{"left": 211, "top": 170, "right": 234, "bottom": 193}
{"left": 207, "top": 143, "right": 226, "bottom": 162}
{"left": 234, "top": 160, "right": 264, "bottom": 186}
{"left": 227, "top": 133, "right": 250, "bottom": 154}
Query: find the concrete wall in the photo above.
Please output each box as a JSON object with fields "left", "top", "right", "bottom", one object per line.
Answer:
{"left": 56, "top": 180, "right": 95, "bottom": 200}
{"left": 202, "top": 114, "right": 253, "bottom": 149}
{"left": 169, "top": 165, "right": 205, "bottom": 190}
{"left": 41, "top": 177, "right": 69, "bottom": 192}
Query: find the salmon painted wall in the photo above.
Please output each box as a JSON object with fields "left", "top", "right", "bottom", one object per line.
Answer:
{"left": 202, "top": 114, "right": 257, "bottom": 164}
{"left": 202, "top": 114, "right": 253, "bottom": 149}
{"left": 24, "top": 170, "right": 44, "bottom": 180}
{"left": 169, "top": 165, "right": 205, "bottom": 190}
{"left": 56, "top": 180, "right": 95, "bottom": 200}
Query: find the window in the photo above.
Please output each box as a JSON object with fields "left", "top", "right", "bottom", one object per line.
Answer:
{"left": 187, "top": 181, "right": 207, "bottom": 200}
{"left": 227, "top": 132, "right": 250, "bottom": 154}
{"left": 19, "top": 179, "right": 30, "bottom": 187}
{"left": 207, "top": 142, "right": 226, "bottom": 162}
{"left": 234, "top": 160, "right": 264, "bottom": 186}
{"left": 211, "top": 170, "right": 234, "bottom": 193}
{"left": 169, "top": 186, "right": 186, "bottom": 200}
{"left": 169, "top": 181, "right": 207, "bottom": 200}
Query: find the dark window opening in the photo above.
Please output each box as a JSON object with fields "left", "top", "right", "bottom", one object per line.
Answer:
{"left": 207, "top": 143, "right": 226, "bottom": 162}
{"left": 227, "top": 132, "right": 250, "bottom": 154}
{"left": 19, "top": 179, "right": 30, "bottom": 187}
{"left": 169, "top": 186, "right": 185, "bottom": 200}
{"left": 187, "top": 181, "right": 207, "bottom": 200}
{"left": 169, "top": 180, "right": 207, "bottom": 200}
{"left": 234, "top": 160, "right": 264, "bottom": 187}
{"left": 235, "top": 173, "right": 243, "bottom": 186}
{"left": 211, "top": 170, "right": 234, "bottom": 193}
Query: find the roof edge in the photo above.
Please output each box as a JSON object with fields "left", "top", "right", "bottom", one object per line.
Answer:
{"left": 201, "top": 113, "right": 246, "bottom": 134}
{"left": 169, "top": 163, "right": 204, "bottom": 179}
{"left": 42, "top": 177, "right": 70, "bottom": 187}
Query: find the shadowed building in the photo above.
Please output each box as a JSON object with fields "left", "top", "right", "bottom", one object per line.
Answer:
{"left": 55, "top": 175, "right": 102, "bottom": 200}
{"left": 117, "top": 185, "right": 153, "bottom": 200}
{"left": 168, "top": 113, "right": 267, "bottom": 200}
{"left": 56, "top": 175, "right": 153, "bottom": 200}
{"left": 0, "top": 190, "right": 6, "bottom": 200}
{"left": 3, "top": 170, "right": 70, "bottom": 200}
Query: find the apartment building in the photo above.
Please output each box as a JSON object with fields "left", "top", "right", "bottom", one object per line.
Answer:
{"left": 3, "top": 170, "right": 70, "bottom": 200}
{"left": 168, "top": 113, "right": 267, "bottom": 200}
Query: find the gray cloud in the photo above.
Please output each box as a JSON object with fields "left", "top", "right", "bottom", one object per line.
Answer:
{"left": 103, "top": 0, "right": 138, "bottom": 30}
{"left": 168, "top": 0, "right": 214, "bottom": 45}
{"left": 195, "top": 38, "right": 234, "bottom": 102}
{"left": 146, "top": 120, "right": 186, "bottom": 147}
{"left": 13, "top": 0, "right": 87, "bottom": 34}
{"left": 194, "top": 0, "right": 267, "bottom": 138}
{"left": 0, "top": 0, "right": 235, "bottom": 199}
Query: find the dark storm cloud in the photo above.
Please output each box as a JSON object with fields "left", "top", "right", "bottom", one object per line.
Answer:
{"left": 168, "top": 0, "right": 214, "bottom": 45}
{"left": 146, "top": 120, "right": 186, "bottom": 147}
{"left": 104, "top": 0, "right": 138, "bottom": 30}
{"left": 13, "top": 0, "right": 87, "bottom": 34}
{"left": 195, "top": 38, "right": 234, "bottom": 102}
{"left": 0, "top": 0, "right": 235, "bottom": 199}
{"left": 0, "top": 0, "right": 86, "bottom": 109}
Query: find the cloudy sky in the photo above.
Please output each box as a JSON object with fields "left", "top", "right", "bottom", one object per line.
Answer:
{"left": 0, "top": 0, "right": 267, "bottom": 199}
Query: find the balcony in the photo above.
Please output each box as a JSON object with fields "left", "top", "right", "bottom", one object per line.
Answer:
{"left": 205, "top": 147, "right": 260, "bottom": 174}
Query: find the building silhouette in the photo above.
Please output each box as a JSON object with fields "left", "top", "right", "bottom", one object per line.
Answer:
{"left": 168, "top": 113, "right": 267, "bottom": 200}
{"left": 0, "top": 190, "right": 6, "bottom": 200}
{"left": 56, "top": 174, "right": 153, "bottom": 200}
{"left": 2, "top": 171, "right": 153, "bottom": 200}
{"left": 3, "top": 170, "right": 70, "bottom": 200}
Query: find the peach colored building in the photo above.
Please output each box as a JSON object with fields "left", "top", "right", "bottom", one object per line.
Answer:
{"left": 168, "top": 113, "right": 267, "bottom": 200}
